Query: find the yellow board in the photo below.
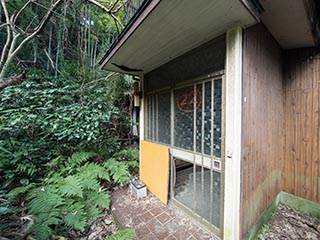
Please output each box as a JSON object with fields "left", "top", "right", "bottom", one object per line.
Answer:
{"left": 140, "top": 140, "right": 169, "bottom": 204}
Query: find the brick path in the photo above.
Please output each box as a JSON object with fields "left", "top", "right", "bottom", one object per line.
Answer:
{"left": 111, "top": 188, "right": 220, "bottom": 240}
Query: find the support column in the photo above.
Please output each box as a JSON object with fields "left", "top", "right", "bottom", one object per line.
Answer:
{"left": 139, "top": 74, "right": 145, "bottom": 141}
{"left": 223, "top": 26, "right": 243, "bottom": 240}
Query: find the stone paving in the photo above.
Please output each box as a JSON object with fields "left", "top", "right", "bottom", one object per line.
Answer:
{"left": 111, "top": 188, "right": 220, "bottom": 240}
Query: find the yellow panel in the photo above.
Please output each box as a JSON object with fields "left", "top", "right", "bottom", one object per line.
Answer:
{"left": 140, "top": 140, "right": 169, "bottom": 204}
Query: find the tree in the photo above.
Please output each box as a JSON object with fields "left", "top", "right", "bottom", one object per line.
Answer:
{"left": 0, "top": 0, "right": 64, "bottom": 80}
{"left": 0, "top": 0, "right": 126, "bottom": 90}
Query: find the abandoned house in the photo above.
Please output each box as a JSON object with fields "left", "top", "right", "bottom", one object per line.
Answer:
{"left": 100, "top": 0, "right": 320, "bottom": 239}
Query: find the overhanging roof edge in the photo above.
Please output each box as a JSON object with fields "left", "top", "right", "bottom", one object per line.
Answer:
{"left": 99, "top": 0, "right": 160, "bottom": 69}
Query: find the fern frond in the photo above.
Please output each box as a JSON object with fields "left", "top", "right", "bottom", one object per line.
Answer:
{"left": 85, "top": 189, "right": 110, "bottom": 209}
{"left": 30, "top": 224, "right": 52, "bottom": 240}
{"left": 35, "top": 212, "right": 62, "bottom": 226}
{"left": 7, "top": 183, "right": 36, "bottom": 201}
{"left": 79, "top": 175, "right": 100, "bottom": 191}
{"left": 104, "top": 159, "right": 130, "bottom": 186}
{"left": 80, "top": 162, "right": 110, "bottom": 181}
{"left": 58, "top": 175, "right": 83, "bottom": 198}
{"left": 106, "top": 228, "right": 136, "bottom": 240}
{"left": 69, "top": 151, "right": 97, "bottom": 167}
{"left": 63, "top": 211, "right": 87, "bottom": 231}
{"left": 125, "top": 160, "right": 139, "bottom": 169}
{"left": 112, "top": 148, "right": 139, "bottom": 161}
{"left": 28, "top": 186, "right": 64, "bottom": 214}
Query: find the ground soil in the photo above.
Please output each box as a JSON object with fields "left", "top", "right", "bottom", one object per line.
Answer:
{"left": 258, "top": 204, "right": 320, "bottom": 240}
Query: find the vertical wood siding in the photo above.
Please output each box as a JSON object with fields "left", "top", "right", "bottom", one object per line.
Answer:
{"left": 241, "top": 24, "right": 283, "bottom": 236}
{"left": 283, "top": 48, "right": 320, "bottom": 203}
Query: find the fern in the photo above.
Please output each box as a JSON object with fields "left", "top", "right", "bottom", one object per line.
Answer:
{"left": 112, "top": 148, "right": 139, "bottom": 162}
{"left": 63, "top": 210, "right": 87, "bottom": 231}
{"left": 28, "top": 186, "right": 65, "bottom": 214}
{"left": 27, "top": 186, "right": 65, "bottom": 239}
{"left": 84, "top": 189, "right": 110, "bottom": 210}
{"left": 58, "top": 175, "right": 83, "bottom": 197}
{"left": 104, "top": 159, "right": 130, "bottom": 186}
{"left": 79, "top": 175, "right": 100, "bottom": 190}
{"left": 106, "top": 228, "right": 136, "bottom": 240}
{"left": 69, "top": 151, "right": 97, "bottom": 167}
{"left": 23, "top": 151, "right": 116, "bottom": 238}
{"left": 31, "top": 224, "right": 52, "bottom": 240}
{"left": 6, "top": 183, "right": 36, "bottom": 201}
{"left": 80, "top": 162, "right": 110, "bottom": 181}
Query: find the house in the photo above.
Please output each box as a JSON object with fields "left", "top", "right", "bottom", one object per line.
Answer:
{"left": 100, "top": 0, "right": 320, "bottom": 239}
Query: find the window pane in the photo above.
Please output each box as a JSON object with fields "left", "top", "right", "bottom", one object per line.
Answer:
{"left": 158, "top": 92, "right": 171, "bottom": 144}
{"left": 211, "top": 170, "right": 221, "bottom": 228}
{"left": 146, "top": 95, "right": 156, "bottom": 141}
{"left": 213, "top": 79, "right": 222, "bottom": 157}
{"left": 204, "top": 81, "right": 212, "bottom": 155}
{"left": 174, "top": 86, "right": 199, "bottom": 151}
{"left": 195, "top": 84, "right": 202, "bottom": 153}
{"left": 146, "top": 96, "right": 152, "bottom": 141}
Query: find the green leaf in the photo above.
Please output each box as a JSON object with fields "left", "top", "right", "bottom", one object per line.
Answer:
{"left": 58, "top": 175, "right": 83, "bottom": 198}
{"left": 63, "top": 211, "right": 87, "bottom": 231}
{"left": 106, "top": 228, "right": 136, "bottom": 240}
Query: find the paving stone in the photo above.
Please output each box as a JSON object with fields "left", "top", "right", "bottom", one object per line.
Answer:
{"left": 153, "top": 225, "right": 171, "bottom": 239}
{"left": 132, "top": 216, "right": 144, "bottom": 226}
{"left": 163, "top": 220, "right": 179, "bottom": 234}
{"left": 145, "top": 218, "right": 162, "bottom": 232}
{"left": 141, "top": 232, "right": 157, "bottom": 240}
{"left": 149, "top": 206, "right": 163, "bottom": 217}
{"left": 188, "top": 235, "right": 199, "bottom": 240}
{"left": 164, "top": 235, "right": 178, "bottom": 240}
{"left": 156, "top": 212, "right": 172, "bottom": 225}
{"left": 135, "top": 224, "right": 151, "bottom": 239}
{"left": 139, "top": 211, "right": 154, "bottom": 223}
{"left": 111, "top": 187, "right": 218, "bottom": 240}
{"left": 173, "top": 226, "right": 194, "bottom": 239}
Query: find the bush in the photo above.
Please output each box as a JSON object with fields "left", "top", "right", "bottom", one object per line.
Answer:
{"left": 0, "top": 72, "right": 137, "bottom": 239}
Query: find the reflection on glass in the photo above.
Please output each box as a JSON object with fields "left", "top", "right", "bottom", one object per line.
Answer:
{"left": 174, "top": 159, "right": 221, "bottom": 229}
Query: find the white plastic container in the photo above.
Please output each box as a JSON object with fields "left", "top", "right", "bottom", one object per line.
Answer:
{"left": 130, "top": 176, "right": 147, "bottom": 199}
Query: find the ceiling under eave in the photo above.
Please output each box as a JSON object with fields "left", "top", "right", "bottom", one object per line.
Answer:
{"left": 100, "top": 0, "right": 257, "bottom": 74}
{"left": 260, "top": 0, "right": 315, "bottom": 49}
{"left": 100, "top": 0, "right": 317, "bottom": 75}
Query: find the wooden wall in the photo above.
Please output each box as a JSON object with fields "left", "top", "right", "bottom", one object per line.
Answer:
{"left": 241, "top": 24, "right": 320, "bottom": 237}
{"left": 241, "top": 24, "right": 283, "bottom": 236}
{"left": 283, "top": 48, "right": 320, "bottom": 203}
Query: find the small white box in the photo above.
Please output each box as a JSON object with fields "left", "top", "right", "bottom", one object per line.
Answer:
{"left": 130, "top": 177, "right": 147, "bottom": 199}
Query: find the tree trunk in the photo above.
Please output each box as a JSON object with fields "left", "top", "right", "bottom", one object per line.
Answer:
{"left": 0, "top": 70, "right": 28, "bottom": 90}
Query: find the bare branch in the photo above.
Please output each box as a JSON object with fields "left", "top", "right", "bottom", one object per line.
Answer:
{"left": 0, "top": 0, "right": 12, "bottom": 70}
{"left": 109, "top": 0, "right": 120, "bottom": 12}
{"left": 44, "top": 49, "right": 65, "bottom": 77}
{"left": 85, "top": 0, "right": 124, "bottom": 29}
{"left": 23, "top": 16, "right": 38, "bottom": 34}
{"left": 110, "top": 13, "right": 124, "bottom": 29}
{"left": 0, "top": 0, "right": 65, "bottom": 78}
{"left": 0, "top": 22, "right": 8, "bottom": 29}
{"left": 84, "top": 72, "right": 118, "bottom": 86}
{"left": 12, "top": 0, "right": 33, "bottom": 25}
{"left": 86, "top": 0, "right": 111, "bottom": 13}
{"left": 111, "top": 0, "right": 126, "bottom": 14}
{"left": 10, "top": 0, "right": 65, "bottom": 59}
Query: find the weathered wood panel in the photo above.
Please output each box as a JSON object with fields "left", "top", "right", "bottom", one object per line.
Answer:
{"left": 283, "top": 48, "right": 320, "bottom": 203}
{"left": 241, "top": 24, "right": 283, "bottom": 236}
